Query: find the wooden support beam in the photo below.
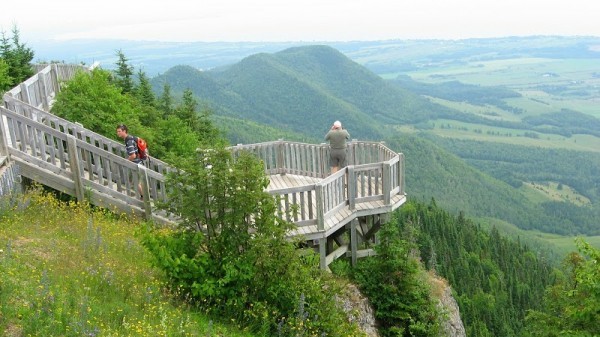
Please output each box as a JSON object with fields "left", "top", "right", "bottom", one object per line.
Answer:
{"left": 346, "top": 248, "right": 377, "bottom": 259}
{"left": 363, "top": 215, "right": 382, "bottom": 241}
{"left": 319, "top": 236, "right": 327, "bottom": 270}
{"left": 326, "top": 235, "right": 334, "bottom": 254}
{"left": 333, "top": 232, "right": 346, "bottom": 247}
{"left": 325, "top": 243, "right": 348, "bottom": 267}
{"left": 351, "top": 218, "right": 358, "bottom": 266}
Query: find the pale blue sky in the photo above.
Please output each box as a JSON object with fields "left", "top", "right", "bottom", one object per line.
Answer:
{"left": 1, "top": 0, "right": 598, "bottom": 42}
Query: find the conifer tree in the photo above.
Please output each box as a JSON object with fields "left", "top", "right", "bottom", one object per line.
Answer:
{"left": 158, "top": 82, "right": 174, "bottom": 117}
{"left": 175, "top": 89, "right": 200, "bottom": 131}
{"left": 0, "top": 26, "right": 33, "bottom": 90}
{"left": 525, "top": 239, "right": 600, "bottom": 336}
{"left": 134, "top": 68, "right": 155, "bottom": 107}
{"left": 0, "top": 58, "right": 12, "bottom": 91}
{"left": 113, "top": 49, "right": 134, "bottom": 94}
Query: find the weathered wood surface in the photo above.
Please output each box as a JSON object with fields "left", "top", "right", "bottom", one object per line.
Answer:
{"left": 231, "top": 140, "right": 406, "bottom": 240}
{"left": 1, "top": 63, "right": 406, "bottom": 242}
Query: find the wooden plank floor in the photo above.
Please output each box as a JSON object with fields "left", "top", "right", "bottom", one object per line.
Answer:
{"left": 267, "top": 173, "right": 322, "bottom": 191}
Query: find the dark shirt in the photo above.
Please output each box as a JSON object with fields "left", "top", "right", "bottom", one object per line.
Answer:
{"left": 124, "top": 135, "right": 142, "bottom": 164}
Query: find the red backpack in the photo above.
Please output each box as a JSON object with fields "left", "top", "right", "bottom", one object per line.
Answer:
{"left": 134, "top": 136, "right": 149, "bottom": 160}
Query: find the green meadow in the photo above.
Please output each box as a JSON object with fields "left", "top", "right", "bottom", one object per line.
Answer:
{"left": 0, "top": 190, "right": 255, "bottom": 337}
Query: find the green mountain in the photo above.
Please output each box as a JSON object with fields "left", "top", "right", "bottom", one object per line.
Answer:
{"left": 150, "top": 44, "right": 600, "bottom": 237}
{"left": 152, "top": 45, "right": 459, "bottom": 140}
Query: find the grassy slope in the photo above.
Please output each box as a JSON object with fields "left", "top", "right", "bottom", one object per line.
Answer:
{"left": 0, "top": 190, "right": 255, "bottom": 337}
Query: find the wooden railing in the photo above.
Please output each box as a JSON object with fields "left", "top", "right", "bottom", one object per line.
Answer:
{"left": 0, "top": 106, "right": 169, "bottom": 221}
{"left": 2, "top": 95, "right": 172, "bottom": 176}
{"left": 230, "top": 140, "right": 405, "bottom": 231}
{"left": 1, "top": 64, "right": 172, "bottom": 222}
{"left": 1, "top": 63, "right": 405, "bottom": 233}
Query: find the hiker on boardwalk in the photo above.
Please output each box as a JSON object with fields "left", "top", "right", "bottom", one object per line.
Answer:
{"left": 325, "top": 120, "right": 350, "bottom": 173}
{"left": 116, "top": 124, "right": 145, "bottom": 165}
{"left": 116, "top": 124, "right": 145, "bottom": 198}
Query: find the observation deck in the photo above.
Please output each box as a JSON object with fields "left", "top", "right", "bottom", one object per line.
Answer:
{"left": 1, "top": 64, "right": 406, "bottom": 269}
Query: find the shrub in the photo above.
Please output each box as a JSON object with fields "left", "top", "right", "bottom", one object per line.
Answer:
{"left": 140, "top": 146, "right": 364, "bottom": 336}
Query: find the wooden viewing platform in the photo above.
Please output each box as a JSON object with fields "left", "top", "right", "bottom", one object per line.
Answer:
{"left": 1, "top": 64, "right": 406, "bottom": 269}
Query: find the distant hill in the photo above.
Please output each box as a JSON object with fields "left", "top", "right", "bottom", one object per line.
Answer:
{"left": 151, "top": 45, "right": 460, "bottom": 140}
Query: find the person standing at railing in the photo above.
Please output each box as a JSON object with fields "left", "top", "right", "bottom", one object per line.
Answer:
{"left": 116, "top": 124, "right": 144, "bottom": 198}
{"left": 325, "top": 120, "right": 350, "bottom": 174}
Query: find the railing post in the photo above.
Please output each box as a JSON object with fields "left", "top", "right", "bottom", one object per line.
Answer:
{"left": 39, "top": 73, "right": 49, "bottom": 111}
{"left": 320, "top": 143, "right": 328, "bottom": 178}
{"left": 19, "top": 84, "right": 30, "bottom": 109}
{"left": 347, "top": 166, "right": 356, "bottom": 210}
{"left": 316, "top": 184, "right": 324, "bottom": 231}
{"left": 51, "top": 64, "right": 59, "bottom": 95}
{"left": 398, "top": 153, "right": 405, "bottom": 195}
{"left": 350, "top": 139, "right": 358, "bottom": 165}
{"left": 0, "top": 108, "right": 10, "bottom": 158}
{"left": 276, "top": 139, "right": 285, "bottom": 175}
{"left": 67, "top": 135, "right": 85, "bottom": 202}
{"left": 138, "top": 164, "right": 152, "bottom": 219}
{"left": 383, "top": 162, "right": 391, "bottom": 205}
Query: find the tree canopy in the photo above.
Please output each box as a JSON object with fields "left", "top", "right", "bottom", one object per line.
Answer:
{"left": 0, "top": 26, "right": 34, "bottom": 92}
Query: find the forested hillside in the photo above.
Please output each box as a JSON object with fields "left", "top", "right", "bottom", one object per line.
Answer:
{"left": 151, "top": 45, "right": 459, "bottom": 140}
{"left": 386, "top": 134, "right": 550, "bottom": 230}
{"left": 395, "top": 200, "right": 554, "bottom": 337}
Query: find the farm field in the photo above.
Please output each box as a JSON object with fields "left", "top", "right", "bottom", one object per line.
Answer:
{"left": 409, "top": 57, "right": 600, "bottom": 113}
{"left": 391, "top": 55, "right": 600, "bottom": 150}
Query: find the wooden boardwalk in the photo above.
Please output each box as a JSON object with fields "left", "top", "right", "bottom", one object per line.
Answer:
{"left": 1, "top": 64, "right": 407, "bottom": 269}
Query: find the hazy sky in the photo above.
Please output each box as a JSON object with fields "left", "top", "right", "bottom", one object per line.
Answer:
{"left": 1, "top": 0, "right": 598, "bottom": 43}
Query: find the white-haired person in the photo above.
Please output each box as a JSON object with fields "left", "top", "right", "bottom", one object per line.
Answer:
{"left": 325, "top": 120, "right": 350, "bottom": 173}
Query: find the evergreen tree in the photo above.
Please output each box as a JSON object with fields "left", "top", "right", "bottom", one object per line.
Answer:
{"left": 173, "top": 89, "right": 220, "bottom": 144}
{"left": 397, "top": 199, "right": 554, "bottom": 336}
{"left": 0, "top": 58, "right": 12, "bottom": 92}
{"left": 175, "top": 89, "right": 201, "bottom": 131}
{"left": 0, "top": 26, "right": 34, "bottom": 90}
{"left": 113, "top": 49, "right": 134, "bottom": 94}
{"left": 158, "top": 82, "right": 174, "bottom": 117}
{"left": 525, "top": 239, "right": 600, "bottom": 336}
{"left": 133, "top": 68, "right": 155, "bottom": 107}
{"left": 352, "top": 217, "right": 441, "bottom": 337}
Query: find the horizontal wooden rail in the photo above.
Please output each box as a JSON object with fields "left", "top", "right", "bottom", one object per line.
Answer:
{"left": 250, "top": 139, "right": 405, "bottom": 235}
{"left": 4, "top": 97, "right": 171, "bottom": 176}
{"left": 0, "top": 106, "right": 169, "bottom": 222}
{"left": 1, "top": 63, "right": 406, "bottom": 237}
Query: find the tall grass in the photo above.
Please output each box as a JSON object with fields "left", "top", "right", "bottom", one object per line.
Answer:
{"left": 0, "top": 188, "right": 255, "bottom": 337}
